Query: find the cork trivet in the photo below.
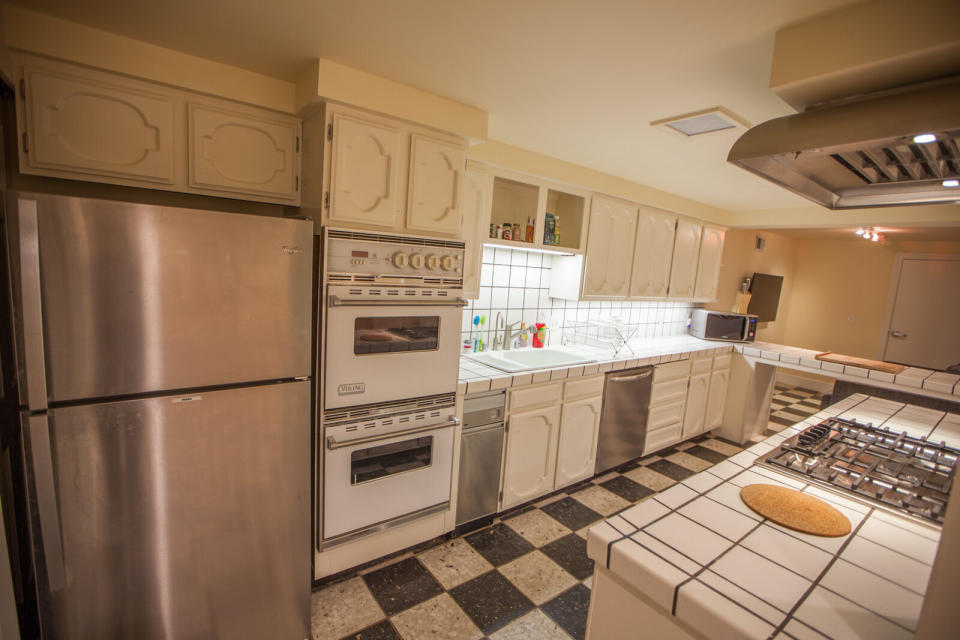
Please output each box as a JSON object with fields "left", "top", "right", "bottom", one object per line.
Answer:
{"left": 740, "top": 484, "right": 851, "bottom": 537}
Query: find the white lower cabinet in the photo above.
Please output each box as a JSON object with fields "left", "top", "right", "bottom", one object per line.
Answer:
{"left": 705, "top": 368, "right": 729, "bottom": 431}
{"left": 554, "top": 396, "right": 602, "bottom": 488}
{"left": 682, "top": 372, "right": 710, "bottom": 438}
{"left": 501, "top": 405, "right": 560, "bottom": 509}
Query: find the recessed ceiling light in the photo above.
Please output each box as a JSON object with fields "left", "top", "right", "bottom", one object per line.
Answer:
{"left": 913, "top": 133, "right": 937, "bottom": 144}
{"left": 855, "top": 228, "right": 865, "bottom": 236}
{"left": 651, "top": 107, "right": 749, "bottom": 138}
{"left": 944, "top": 179, "right": 960, "bottom": 188}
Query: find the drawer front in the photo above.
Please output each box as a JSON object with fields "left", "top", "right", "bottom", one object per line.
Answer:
{"left": 690, "top": 358, "right": 712, "bottom": 376}
{"left": 713, "top": 354, "right": 732, "bottom": 370}
{"left": 654, "top": 360, "right": 691, "bottom": 382}
{"left": 648, "top": 400, "right": 685, "bottom": 431}
{"left": 563, "top": 374, "right": 605, "bottom": 402}
{"left": 509, "top": 382, "right": 563, "bottom": 413}
{"left": 651, "top": 378, "right": 688, "bottom": 406}
{"left": 644, "top": 422, "right": 683, "bottom": 455}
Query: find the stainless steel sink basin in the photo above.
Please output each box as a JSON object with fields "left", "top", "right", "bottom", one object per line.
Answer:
{"left": 466, "top": 349, "right": 596, "bottom": 373}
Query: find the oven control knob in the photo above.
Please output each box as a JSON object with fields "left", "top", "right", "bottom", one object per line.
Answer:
{"left": 440, "top": 255, "right": 457, "bottom": 271}
{"left": 392, "top": 252, "right": 409, "bottom": 268}
{"left": 409, "top": 253, "right": 425, "bottom": 269}
{"left": 426, "top": 254, "right": 440, "bottom": 270}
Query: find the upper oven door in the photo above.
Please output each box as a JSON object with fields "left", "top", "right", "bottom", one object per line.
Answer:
{"left": 324, "top": 286, "right": 464, "bottom": 408}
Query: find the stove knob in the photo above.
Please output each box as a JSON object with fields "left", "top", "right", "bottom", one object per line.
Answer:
{"left": 440, "top": 255, "right": 456, "bottom": 271}
{"left": 426, "top": 254, "right": 440, "bottom": 270}
{"left": 409, "top": 253, "right": 425, "bottom": 269}
{"left": 392, "top": 252, "right": 409, "bottom": 268}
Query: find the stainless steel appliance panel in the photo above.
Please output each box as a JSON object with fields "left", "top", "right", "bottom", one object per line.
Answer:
{"left": 23, "top": 381, "right": 310, "bottom": 640}
{"left": 456, "top": 391, "right": 506, "bottom": 525}
{"left": 595, "top": 366, "right": 654, "bottom": 474}
{"left": 17, "top": 193, "right": 312, "bottom": 403}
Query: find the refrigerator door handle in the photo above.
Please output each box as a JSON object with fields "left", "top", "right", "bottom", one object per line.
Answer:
{"left": 17, "top": 198, "right": 48, "bottom": 410}
{"left": 25, "top": 414, "right": 66, "bottom": 591}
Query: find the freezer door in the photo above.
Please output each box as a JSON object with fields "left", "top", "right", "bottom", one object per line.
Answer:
{"left": 22, "top": 381, "right": 310, "bottom": 640}
{"left": 14, "top": 193, "right": 312, "bottom": 403}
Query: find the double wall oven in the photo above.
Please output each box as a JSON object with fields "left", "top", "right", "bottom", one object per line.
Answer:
{"left": 317, "top": 229, "right": 466, "bottom": 546}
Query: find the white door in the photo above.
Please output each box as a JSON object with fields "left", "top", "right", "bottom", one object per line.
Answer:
{"left": 583, "top": 195, "right": 638, "bottom": 298}
{"left": 694, "top": 226, "right": 725, "bottom": 301}
{"left": 406, "top": 134, "right": 466, "bottom": 235}
{"left": 682, "top": 373, "right": 709, "bottom": 438}
{"left": 460, "top": 164, "right": 490, "bottom": 299}
{"left": 23, "top": 65, "right": 174, "bottom": 184}
{"left": 668, "top": 220, "right": 703, "bottom": 299}
{"left": 883, "top": 256, "right": 960, "bottom": 370}
{"left": 704, "top": 368, "right": 729, "bottom": 431}
{"left": 188, "top": 103, "right": 301, "bottom": 203}
{"left": 630, "top": 208, "right": 677, "bottom": 298}
{"left": 501, "top": 406, "right": 560, "bottom": 509}
{"left": 555, "top": 396, "right": 602, "bottom": 488}
{"left": 329, "top": 114, "right": 400, "bottom": 227}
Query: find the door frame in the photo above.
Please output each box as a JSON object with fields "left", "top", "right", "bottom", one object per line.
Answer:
{"left": 878, "top": 252, "right": 960, "bottom": 361}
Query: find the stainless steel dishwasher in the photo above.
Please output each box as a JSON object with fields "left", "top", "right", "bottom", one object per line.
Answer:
{"left": 456, "top": 390, "right": 506, "bottom": 527}
{"left": 595, "top": 366, "right": 654, "bottom": 473}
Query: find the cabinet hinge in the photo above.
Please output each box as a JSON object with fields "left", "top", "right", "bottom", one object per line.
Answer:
{"left": 327, "top": 123, "right": 333, "bottom": 141}
{"left": 296, "top": 136, "right": 300, "bottom": 152}
{"left": 18, "top": 78, "right": 25, "bottom": 101}
{"left": 21, "top": 132, "right": 27, "bottom": 154}
{"left": 324, "top": 191, "right": 330, "bottom": 209}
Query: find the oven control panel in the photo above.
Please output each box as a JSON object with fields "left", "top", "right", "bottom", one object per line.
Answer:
{"left": 326, "top": 234, "right": 464, "bottom": 280}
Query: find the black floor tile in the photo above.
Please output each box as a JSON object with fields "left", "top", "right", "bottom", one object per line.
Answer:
{"left": 499, "top": 504, "right": 536, "bottom": 521}
{"left": 769, "top": 415, "right": 800, "bottom": 427}
{"left": 540, "top": 533, "right": 594, "bottom": 580}
{"left": 683, "top": 444, "right": 728, "bottom": 465}
{"left": 645, "top": 458, "right": 695, "bottom": 481}
{"left": 361, "top": 557, "right": 444, "bottom": 617}
{"left": 465, "top": 523, "right": 535, "bottom": 567}
{"left": 565, "top": 481, "right": 594, "bottom": 495}
{"left": 793, "top": 387, "right": 821, "bottom": 395}
{"left": 341, "top": 620, "right": 401, "bottom": 640}
{"left": 449, "top": 570, "right": 534, "bottom": 635}
{"left": 599, "top": 475, "right": 655, "bottom": 503}
{"left": 778, "top": 390, "right": 808, "bottom": 400}
{"left": 541, "top": 497, "right": 604, "bottom": 531}
{"left": 655, "top": 446, "right": 680, "bottom": 457}
{"left": 541, "top": 584, "right": 591, "bottom": 640}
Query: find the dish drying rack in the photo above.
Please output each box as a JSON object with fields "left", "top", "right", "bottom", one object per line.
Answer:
{"left": 560, "top": 317, "right": 640, "bottom": 357}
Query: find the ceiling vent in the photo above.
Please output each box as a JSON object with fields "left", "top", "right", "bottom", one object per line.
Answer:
{"left": 652, "top": 107, "right": 749, "bottom": 138}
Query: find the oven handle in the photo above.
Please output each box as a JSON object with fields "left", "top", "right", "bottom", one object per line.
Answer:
{"left": 326, "top": 418, "right": 460, "bottom": 450}
{"left": 328, "top": 295, "right": 468, "bottom": 308}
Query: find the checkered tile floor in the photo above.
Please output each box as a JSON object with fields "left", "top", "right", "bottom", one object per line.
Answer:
{"left": 766, "top": 384, "right": 825, "bottom": 436}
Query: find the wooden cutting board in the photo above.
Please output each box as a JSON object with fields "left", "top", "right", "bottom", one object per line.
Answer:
{"left": 740, "top": 484, "right": 851, "bottom": 537}
{"left": 815, "top": 352, "right": 906, "bottom": 374}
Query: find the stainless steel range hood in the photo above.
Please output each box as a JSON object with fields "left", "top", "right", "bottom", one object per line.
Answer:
{"left": 728, "top": 78, "right": 960, "bottom": 209}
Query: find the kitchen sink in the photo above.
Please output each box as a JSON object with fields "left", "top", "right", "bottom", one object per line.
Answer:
{"left": 467, "top": 349, "right": 596, "bottom": 372}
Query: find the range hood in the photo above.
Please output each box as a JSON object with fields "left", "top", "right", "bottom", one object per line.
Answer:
{"left": 728, "top": 78, "right": 960, "bottom": 209}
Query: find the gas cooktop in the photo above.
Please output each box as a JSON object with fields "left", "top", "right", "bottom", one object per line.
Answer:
{"left": 758, "top": 417, "right": 958, "bottom": 526}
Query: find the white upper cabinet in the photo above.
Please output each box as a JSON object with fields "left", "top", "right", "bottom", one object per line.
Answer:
{"left": 461, "top": 163, "right": 490, "bottom": 299}
{"left": 668, "top": 220, "right": 703, "bottom": 299}
{"left": 188, "top": 103, "right": 300, "bottom": 202}
{"left": 329, "top": 114, "right": 401, "bottom": 228}
{"left": 582, "top": 195, "right": 638, "bottom": 298}
{"left": 693, "top": 226, "right": 726, "bottom": 301}
{"left": 630, "top": 207, "right": 677, "bottom": 298}
{"left": 406, "top": 134, "right": 465, "bottom": 235}
{"left": 22, "top": 65, "right": 174, "bottom": 184}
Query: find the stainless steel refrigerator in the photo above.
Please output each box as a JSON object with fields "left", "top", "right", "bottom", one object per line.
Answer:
{"left": 5, "top": 192, "right": 312, "bottom": 639}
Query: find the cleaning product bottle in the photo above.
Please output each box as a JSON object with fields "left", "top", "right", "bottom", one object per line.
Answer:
{"left": 533, "top": 313, "right": 546, "bottom": 349}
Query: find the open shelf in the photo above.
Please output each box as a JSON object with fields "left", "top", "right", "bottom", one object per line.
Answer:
{"left": 489, "top": 176, "right": 539, "bottom": 244}
{"left": 545, "top": 188, "right": 585, "bottom": 251}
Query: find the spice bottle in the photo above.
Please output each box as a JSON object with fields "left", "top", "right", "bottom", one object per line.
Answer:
{"left": 502, "top": 223, "right": 512, "bottom": 241}
{"left": 525, "top": 217, "right": 534, "bottom": 243}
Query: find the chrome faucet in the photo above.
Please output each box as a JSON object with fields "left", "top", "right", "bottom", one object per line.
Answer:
{"left": 503, "top": 321, "right": 535, "bottom": 351}
{"left": 493, "top": 312, "right": 505, "bottom": 350}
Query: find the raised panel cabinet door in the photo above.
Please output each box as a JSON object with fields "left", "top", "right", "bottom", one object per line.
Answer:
{"left": 461, "top": 164, "right": 489, "bottom": 299}
{"left": 668, "top": 220, "right": 702, "bottom": 299}
{"left": 630, "top": 208, "right": 677, "bottom": 298}
{"left": 23, "top": 66, "right": 174, "bottom": 184}
{"left": 501, "top": 406, "right": 561, "bottom": 509}
{"left": 693, "top": 226, "right": 726, "bottom": 301}
{"left": 682, "top": 373, "right": 710, "bottom": 439}
{"left": 329, "top": 114, "right": 400, "bottom": 227}
{"left": 705, "top": 368, "right": 729, "bottom": 431}
{"left": 606, "top": 201, "right": 639, "bottom": 296}
{"left": 582, "top": 196, "right": 615, "bottom": 296}
{"left": 188, "top": 103, "right": 300, "bottom": 203}
{"left": 555, "top": 396, "right": 602, "bottom": 488}
{"left": 406, "top": 135, "right": 466, "bottom": 235}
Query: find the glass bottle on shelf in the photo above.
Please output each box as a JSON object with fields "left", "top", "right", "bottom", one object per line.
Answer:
{"left": 525, "top": 217, "right": 534, "bottom": 243}
{"left": 553, "top": 215, "right": 560, "bottom": 246}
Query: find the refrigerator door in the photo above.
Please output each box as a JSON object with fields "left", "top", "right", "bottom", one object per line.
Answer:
{"left": 23, "top": 381, "right": 310, "bottom": 640}
{"left": 13, "top": 193, "right": 312, "bottom": 404}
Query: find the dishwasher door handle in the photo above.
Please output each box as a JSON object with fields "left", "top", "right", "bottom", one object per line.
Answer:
{"left": 608, "top": 370, "right": 653, "bottom": 383}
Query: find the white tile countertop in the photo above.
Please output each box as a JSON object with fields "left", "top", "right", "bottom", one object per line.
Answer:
{"left": 457, "top": 336, "right": 734, "bottom": 395}
{"left": 586, "top": 393, "right": 957, "bottom": 639}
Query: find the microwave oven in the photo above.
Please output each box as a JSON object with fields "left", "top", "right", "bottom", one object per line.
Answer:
{"left": 689, "top": 309, "right": 757, "bottom": 343}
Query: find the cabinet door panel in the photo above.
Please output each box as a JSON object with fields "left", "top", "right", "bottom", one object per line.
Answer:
{"left": 555, "top": 397, "right": 602, "bottom": 488}
{"left": 582, "top": 197, "right": 614, "bottom": 296}
{"left": 329, "top": 114, "right": 400, "bottom": 227}
{"left": 583, "top": 195, "right": 637, "bottom": 297}
{"left": 705, "top": 369, "right": 729, "bottom": 431}
{"left": 694, "top": 226, "right": 725, "bottom": 301}
{"left": 406, "top": 135, "right": 465, "bottom": 235}
{"left": 682, "top": 373, "right": 710, "bottom": 438}
{"left": 460, "top": 164, "right": 489, "bottom": 299}
{"left": 24, "top": 66, "right": 174, "bottom": 184}
{"left": 668, "top": 220, "right": 702, "bottom": 299}
{"left": 631, "top": 208, "right": 677, "bottom": 298}
{"left": 188, "top": 103, "right": 300, "bottom": 202}
{"left": 501, "top": 406, "right": 560, "bottom": 509}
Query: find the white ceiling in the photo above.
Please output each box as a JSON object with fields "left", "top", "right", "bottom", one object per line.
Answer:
{"left": 12, "top": 0, "right": 863, "bottom": 212}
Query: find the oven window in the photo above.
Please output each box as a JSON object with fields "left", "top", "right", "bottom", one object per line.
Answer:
{"left": 706, "top": 315, "right": 746, "bottom": 340}
{"left": 354, "top": 316, "right": 440, "bottom": 354}
{"left": 350, "top": 436, "right": 433, "bottom": 484}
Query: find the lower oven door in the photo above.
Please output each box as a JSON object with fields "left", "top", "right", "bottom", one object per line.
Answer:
{"left": 322, "top": 422, "right": 455, "bottom": 540}
{"left": 323, "top": 287, "right": 464, "bottom": 408}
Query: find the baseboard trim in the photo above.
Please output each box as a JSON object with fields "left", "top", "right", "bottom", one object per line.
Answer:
{"left": 775, "top": 371, "right": 834, "bottom": 393}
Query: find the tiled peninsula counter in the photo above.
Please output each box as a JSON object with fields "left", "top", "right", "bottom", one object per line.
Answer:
{"left": 584, "top": 393, "right": 957, "bottom": 639}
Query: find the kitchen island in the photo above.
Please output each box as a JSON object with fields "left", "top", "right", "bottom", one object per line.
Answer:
{"left": 584, "top": 392, "right": 955, "bottom": 639}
